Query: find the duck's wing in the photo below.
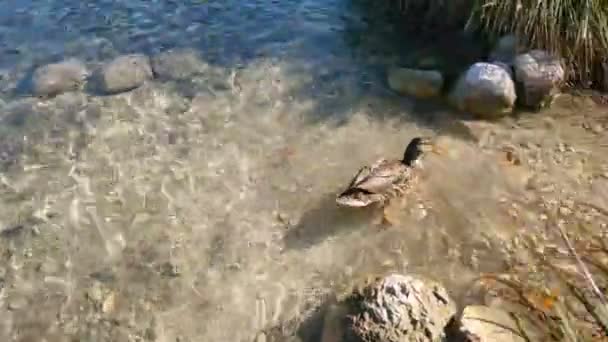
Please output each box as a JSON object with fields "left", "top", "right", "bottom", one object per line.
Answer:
{"left": 336, "top": 187, "right": 385, "bottom": 207}
{"left": 369, "top": 158, "right": 389, "bottom": 171}
{"left": 351, "top": 160, "right": 408, "bottom": 194}
{"left": 345, "top": 165, "right": 372, "bottom": 189}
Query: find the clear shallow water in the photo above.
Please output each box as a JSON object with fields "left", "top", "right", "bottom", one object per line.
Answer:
{"left": 0, "top": 0, "right": 607, "bottom": 341}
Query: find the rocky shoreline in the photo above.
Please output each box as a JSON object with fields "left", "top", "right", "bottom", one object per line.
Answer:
{"left": 388, "top": 35, "right": 566, "bottom": 119}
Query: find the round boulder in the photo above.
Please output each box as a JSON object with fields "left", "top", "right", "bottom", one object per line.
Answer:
{"left": 513, "top": 50, "right": 564, "bottom": 110}
{"left": 31, "top": 59, "right": 88, "bottom": 97}
{"left": 449, "top": 62, "right": 516, "bottom": 119}
{"left": 346, "top": 273, "right": 456, "bottom": 342}
{"left": 100, "top": 54, "right": 153, "bottom": 94}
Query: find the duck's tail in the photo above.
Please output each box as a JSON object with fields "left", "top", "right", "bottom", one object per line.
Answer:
{"left": 336, "top": 188, "right": 379, "bottom": 208}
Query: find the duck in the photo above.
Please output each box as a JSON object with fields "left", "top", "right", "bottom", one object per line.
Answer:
{"left": 335, "top": 137, "right": 441, "bottom": 225}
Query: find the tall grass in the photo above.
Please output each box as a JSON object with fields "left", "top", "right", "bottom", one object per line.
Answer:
{"left": 468, "top": 0, "right": 608, "bottom": 88}
{"left": 477, "top": 206, "right": 608, "bottom": 341}
{"left": 389, "top": 0, "right": 608, "bottom": 88}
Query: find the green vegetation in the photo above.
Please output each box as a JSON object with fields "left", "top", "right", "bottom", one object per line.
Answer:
{"left": 478, "top": 206, "right": 608, "bottom": 341}
{"left": 392, "top": 0, "right": 608, "bottom": 88}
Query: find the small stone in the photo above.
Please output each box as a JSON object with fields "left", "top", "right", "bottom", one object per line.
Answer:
{"left": 414, "top": 207, "right": 428, "bottom": 220}
{"left": 559, "top": 207, "right": 572, "bottom": 216}
{"left": 388, "top": 67, "right": 444, "bottom": 99}
{"left": 160, "top": 261, "right": 180, "bottom": 277}
{"left": 7, "top": 296, "right": 27, "bottom": 310}
{"left": 38, "top": 259, "right": 59, "bottom": 274}
{"left": 102, "top": 292, "right": 116, "bottom": 314}
{"left": 592, "top": 124, "right": 604, "bottom": 134}
{"left": 276, "top": 212, "right": 290, "bottom": 224}
{"left": 87, "top": 282, "right": 104, "bottom": 303}
{"left": 100, "top": 54, "right": 153, "bottom": 93}
{"left": 514, "top": 50, "right": 564, "bottom": 109}
{"left": 151, "top": 49, "right": 207, "bottom": 80}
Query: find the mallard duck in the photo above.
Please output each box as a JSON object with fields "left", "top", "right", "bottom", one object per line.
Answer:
{"left": 336, "top": 137, "right": 441, "bottom": 225}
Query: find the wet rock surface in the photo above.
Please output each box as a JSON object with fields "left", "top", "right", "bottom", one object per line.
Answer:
{"left": 99, "top": 54, "right": 153, "bottom": 94}
{"left": 449, "top": 62, "right": 516, "bottom": 119}
{"left": 31, "top": 59, "right": 88, "bottom": 97}
{"left": 346, "top": 274, "right": 456, "bottom": 342}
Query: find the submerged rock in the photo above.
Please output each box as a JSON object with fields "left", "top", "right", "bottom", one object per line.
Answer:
{"left": 151, "top": 48, "right": 207, "bottom": 80}
{"left": 449, "top": 62, "right": 516, "bottom": 119}
{"left": 346, "top": 273, "right": 456, "bottom": 342}
{"left": 459, "top": 305, "right": 529, "bottom": 342}
{"left": 388, "top": 67, "right": 444, "bottom": 99}
{"left": 513, "top": 50, "right": 564, "bottom": 110}
{"left": 31, "top": 59, "right": 88, "bottom": 97}
{"left": 100, "top": 54, "right": 153, "bottom": 94}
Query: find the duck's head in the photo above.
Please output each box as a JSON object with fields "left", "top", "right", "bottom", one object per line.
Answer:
{"left": 402, "top": 136, "right": 442, "bottom": 166}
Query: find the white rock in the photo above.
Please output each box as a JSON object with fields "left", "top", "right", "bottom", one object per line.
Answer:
{"left": 347, "top": 273, "right": 456, "bottom": 342}
{"left": 388, "top": 67, "right": 444, "bottom": 99}
{"left": 460, "top": 305, "right": 532, "bottom": 342}
{"left": 513, "top": 50, "right": 564, "bottom": 109}
{"left": 31, "top": 59, "right": 88, "bottom": 97}
{"left": 100, "top": 54, "right": 153, "bottom": 93}
{"left": 449, "top": 62, "right": 516, "bottom": 119}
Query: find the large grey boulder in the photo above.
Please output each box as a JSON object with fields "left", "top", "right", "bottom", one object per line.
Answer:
{"left": 513, "top": 50, "right": 564, "bottom": 109}
{"left": 346, "top": 273, "right": 456, "bottom": 342}
{"left": 388, "top": 67, "right": 444, "bottom": 99}
{"left": 31, "top": 59, "right": 88, "bottom": 97}
{"left": 449, "top": 62, "right": 516, "bottom": 119}
{"left": 100, "top": 54, "right": 153, "bottom": 94}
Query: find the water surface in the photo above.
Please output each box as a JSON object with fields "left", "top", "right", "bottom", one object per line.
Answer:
{"left": 0, "top": 0, "right": 606, "bottom": 341}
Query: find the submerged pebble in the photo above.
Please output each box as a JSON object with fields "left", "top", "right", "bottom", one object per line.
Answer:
{"left": 99, "top": 54, "right": 153, "bottom": 93}
{"left": 7, "top": 296, "right": 28, "bottom": 311}
{"left": 31, "top": 59, "right": 88, "bottom": 97}
{"left": 151, "top": 48, "right": 207, "bottom": 80}
{"left": 387, "top": 67, "right": 443, "bottom": 99}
